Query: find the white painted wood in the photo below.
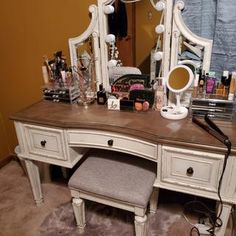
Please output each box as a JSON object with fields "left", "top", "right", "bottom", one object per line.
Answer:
{"left": 69, "top": 5, "right": 98, "bottom": 68}
{"left": 161, "top": 146, "right": 223, "bottom": 192}
{"left": 24, "top": 124, "right": 67, "bottom": 161}
{"left": 97, "top": 0, "right": 115, "bottom": 91}
{"left": 72, "top": 198, "right": 86, "bottom": 229}
{"left": 215, "top": 203, "right": 232, "bottom": 236}
{"left": 68, "top": 5, "right": 102, "bottom": 92}
{"left": 13, "top": 120, "right": 235, "bottom": 235}
{"left": 162, "top": 0, "right": 174, "bottom": 78}
{"left": 15, "top": 123, "right": 87, "bottom": 168}
{"left": 24, "top": 159, "right": 43, "bottom": 206}
{"left": 70, "top": 189, "right": 146, "bottom": 215}
{"left": 134, "top": 215, "right": 147, "bottom": 236}
{"left": 67, "top": 129, "right": 158, "bottom": 160}
{"left": 149, "top": 187, "right": 159, "bottom": 214}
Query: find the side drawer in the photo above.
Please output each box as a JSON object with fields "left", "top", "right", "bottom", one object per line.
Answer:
{"left": 161, "top": 146, "right": 224, "bottom": 193}
{"left": 67, "top": 130, "right": 157, "bottom": 160}
{"left": 23, "top": 124, "right": 67, "bottom": 160}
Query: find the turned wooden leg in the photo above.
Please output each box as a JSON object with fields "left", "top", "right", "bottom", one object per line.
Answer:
{"left": 214, "top": 202, "right": 232, "bottom": 236}
{"left": 134, "top": 215, "right": 147, "bottom": 236}
{"left": 149, "top": 187, "right": 159, "bottom": 214}
{"left": 72, "top": 198, "right": 86, "bottom": 229}
{"left": 24, "top": 159, "right": 43, "bottom": 206}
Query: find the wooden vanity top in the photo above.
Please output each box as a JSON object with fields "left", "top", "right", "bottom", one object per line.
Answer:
{"left": 11, "top": 100, "right": 236, "bottom": 154}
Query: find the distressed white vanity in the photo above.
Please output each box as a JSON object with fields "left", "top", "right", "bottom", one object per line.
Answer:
{"left": 11, "top": 1, "right": 236, "bottom": 235}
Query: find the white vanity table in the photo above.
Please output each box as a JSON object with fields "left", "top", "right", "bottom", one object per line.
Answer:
{"left": 11, "top": 0, "right": 236, "bottom": 235}
{"left": 11, "top": 100, "right": 236, "bottom": 236}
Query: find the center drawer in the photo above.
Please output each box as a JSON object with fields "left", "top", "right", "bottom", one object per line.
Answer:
{"left": 67, "top": 130, "right": 157, "bottom": 160}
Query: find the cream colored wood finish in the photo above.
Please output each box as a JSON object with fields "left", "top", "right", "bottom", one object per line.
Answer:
{"left": 14, "top": 122, "right": 88, "bottom": 168}
{"left": 67, "top": 129, "right": 157, "bottom": 161}
{"left": 12, "top": 100, "right": 236, "bottom": 236}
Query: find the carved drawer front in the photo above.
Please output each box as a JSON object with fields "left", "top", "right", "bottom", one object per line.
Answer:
{"left": 67, "top": 130, "right": 157, "bottom": 160}
{"left": 161, "top": 146, "right": 224, "bottom": 193}
{"left": 24, "top": 124, "right": 67, "bottom": 160}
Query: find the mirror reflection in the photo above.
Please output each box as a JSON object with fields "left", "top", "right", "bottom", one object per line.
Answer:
{"left": 107, "top": 0, "right": 161, "bottom": 74}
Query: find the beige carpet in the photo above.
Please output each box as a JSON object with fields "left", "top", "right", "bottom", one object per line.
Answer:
{"left": 0, "top": 160, "right": 234, "bottom": 236}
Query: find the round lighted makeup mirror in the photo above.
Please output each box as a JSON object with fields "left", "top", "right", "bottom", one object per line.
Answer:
{"left": 161, "top": 65, "right": 194, "bottom": 120}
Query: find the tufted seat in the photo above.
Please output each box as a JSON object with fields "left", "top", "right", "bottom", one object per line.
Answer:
{"left": 68, "top": 149, "right": 158, "bottom": 236}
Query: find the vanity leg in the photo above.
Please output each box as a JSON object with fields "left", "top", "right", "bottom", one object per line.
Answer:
{"left": 149, "top": 187, "right": 159, "bottom": 214}
{"left": 215, "top": 202, "right": 232, "bottom": 236}
{"left": 25, "top": 159, "right": 43, "bottom": 206}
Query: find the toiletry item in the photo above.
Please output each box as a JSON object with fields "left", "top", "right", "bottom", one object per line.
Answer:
{"left": 193, "top": 74, "right": 199, "bottom": 97}
{"left": 42, "top": 65, "right": 49, "bottom": 85}
{"left": 221, "top": 70, "right": 231, "bottom": 97}
{"left": 154, "top": 79, "right": 164, "bottom": 110}
{"left": 215, "top": 82, "right": 224, "bottom": 96}
{"left": 97, "top": 84, "right": 107, "bottom": 105}
{"left": 228, "top": 72, "right": 236, "bottom": 100}
{"left": 206, "top": 76, "right": 216, "bottom": 94}
{"left": 142, "top": 101, "right": 150, "bottom": 111}
{"left": 198, "top": 71, "right": 206, "bottom": 94}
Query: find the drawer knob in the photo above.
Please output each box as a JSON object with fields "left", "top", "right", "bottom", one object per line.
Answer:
{"left": 186, "top": 167, "right": 194, "bottom": 176}
{"left": 40, "top": 140, "right": 47, "bottom": 147}
{"left": 107, "top": 139, "right": 114, "bottom": 146}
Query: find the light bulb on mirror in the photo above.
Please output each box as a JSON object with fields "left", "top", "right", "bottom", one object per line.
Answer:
{"left": 155, "top": 1, "right": 165, "bottom": 11}
{"left": 105, "top": 34, "right": 116, "bottom": 44}
{"left": 160, "top": 65, "right": 194, "bottom": 120}
{"left": 103, "top": 5, "right": 115, "bottom": 14}
{"left": 108, "top": 59, "right": 118, "bottom": 68}
{"left": 154, "top": 51, "right": 163, "bottom": 61}
{"left": 155, "top": 24, "right": 165, "bottom": 34}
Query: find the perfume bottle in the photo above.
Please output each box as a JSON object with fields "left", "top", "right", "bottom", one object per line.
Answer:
{"left": 221, "top": 70, "right": 231, "bottom": 97}
{"left": 198, "top": 71, "right": 206, "bottom": 94}
{"left": 97, "top": 84, "right": 107, "bottom": 105}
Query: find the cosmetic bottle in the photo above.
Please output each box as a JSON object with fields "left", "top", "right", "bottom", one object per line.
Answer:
{"left": 198, "top": 71, "right": 206, "bottom": 94}
{"left": 97, "top": 84, "right": 107, "bottom": 105}
{"left": 193, "top": 73, "right": 199, "bottom": 97}
{"left": 228, "top": 72, "right": 236, "bottom": 100}
{"left": 154, "top": 78, "right": 164, "bottom": 111}
{"left": 221, "top": 70, "right": 231, "bottom": 97}
{"left": 206, "top": 74, "right": 216, "bottom": 94}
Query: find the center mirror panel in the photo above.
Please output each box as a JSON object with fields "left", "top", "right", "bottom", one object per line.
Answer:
{"left": 99, "top": 0, "right": 164, "bottom": 92}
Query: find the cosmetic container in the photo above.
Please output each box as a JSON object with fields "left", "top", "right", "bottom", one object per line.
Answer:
{"left": 97, "top": 84, "right": 107, "bottom": 105}
{"left": 154, "top": 79, "right": 164, "bottom": 110}
{"left": 206, "top": 76, "right": 216, "bottom": 94}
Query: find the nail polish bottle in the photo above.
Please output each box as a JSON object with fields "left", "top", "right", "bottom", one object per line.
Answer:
{"left": 97, "top": 84, "right": 107, "bottom": 105}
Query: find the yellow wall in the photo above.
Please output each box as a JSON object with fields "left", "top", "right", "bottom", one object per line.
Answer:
{"left": 0, "top": 0, "right": 96, "bottom": 162}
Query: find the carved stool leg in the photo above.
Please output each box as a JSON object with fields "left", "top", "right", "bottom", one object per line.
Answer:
{"left": 149, "top": 187, "right": 159, "bottom": 214}
{"left": 134, "top": 215, "right": 147, "bottom": 236}
{"left": 72, "top": 198, "right": 86, "bottom": 230}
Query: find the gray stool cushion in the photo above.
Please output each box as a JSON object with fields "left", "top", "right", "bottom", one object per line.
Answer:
{"left": 68, "top": 150, "right": 156, "bottom": 208}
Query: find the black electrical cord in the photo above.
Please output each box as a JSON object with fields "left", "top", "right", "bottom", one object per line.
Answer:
{"left": 188, "top": 115, "right": 232, "bottom": 236}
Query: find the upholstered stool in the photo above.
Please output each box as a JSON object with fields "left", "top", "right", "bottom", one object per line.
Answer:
{"left": 68, "top": 150, "right": 158, "bottom": 236}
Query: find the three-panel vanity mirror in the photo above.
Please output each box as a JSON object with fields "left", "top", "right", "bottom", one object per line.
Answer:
{"left": 68, "top": 0, "right": 235, "bottom": 119}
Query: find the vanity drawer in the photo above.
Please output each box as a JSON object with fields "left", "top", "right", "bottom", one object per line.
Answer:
{"left": 23, "top": 124, "right": 67, "bottom": 160}
{"left": 161, "top": 146, "right": 224, "bottom": 193}
{"left": 67, "top": 130, "right": 157, "bottom": 160}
